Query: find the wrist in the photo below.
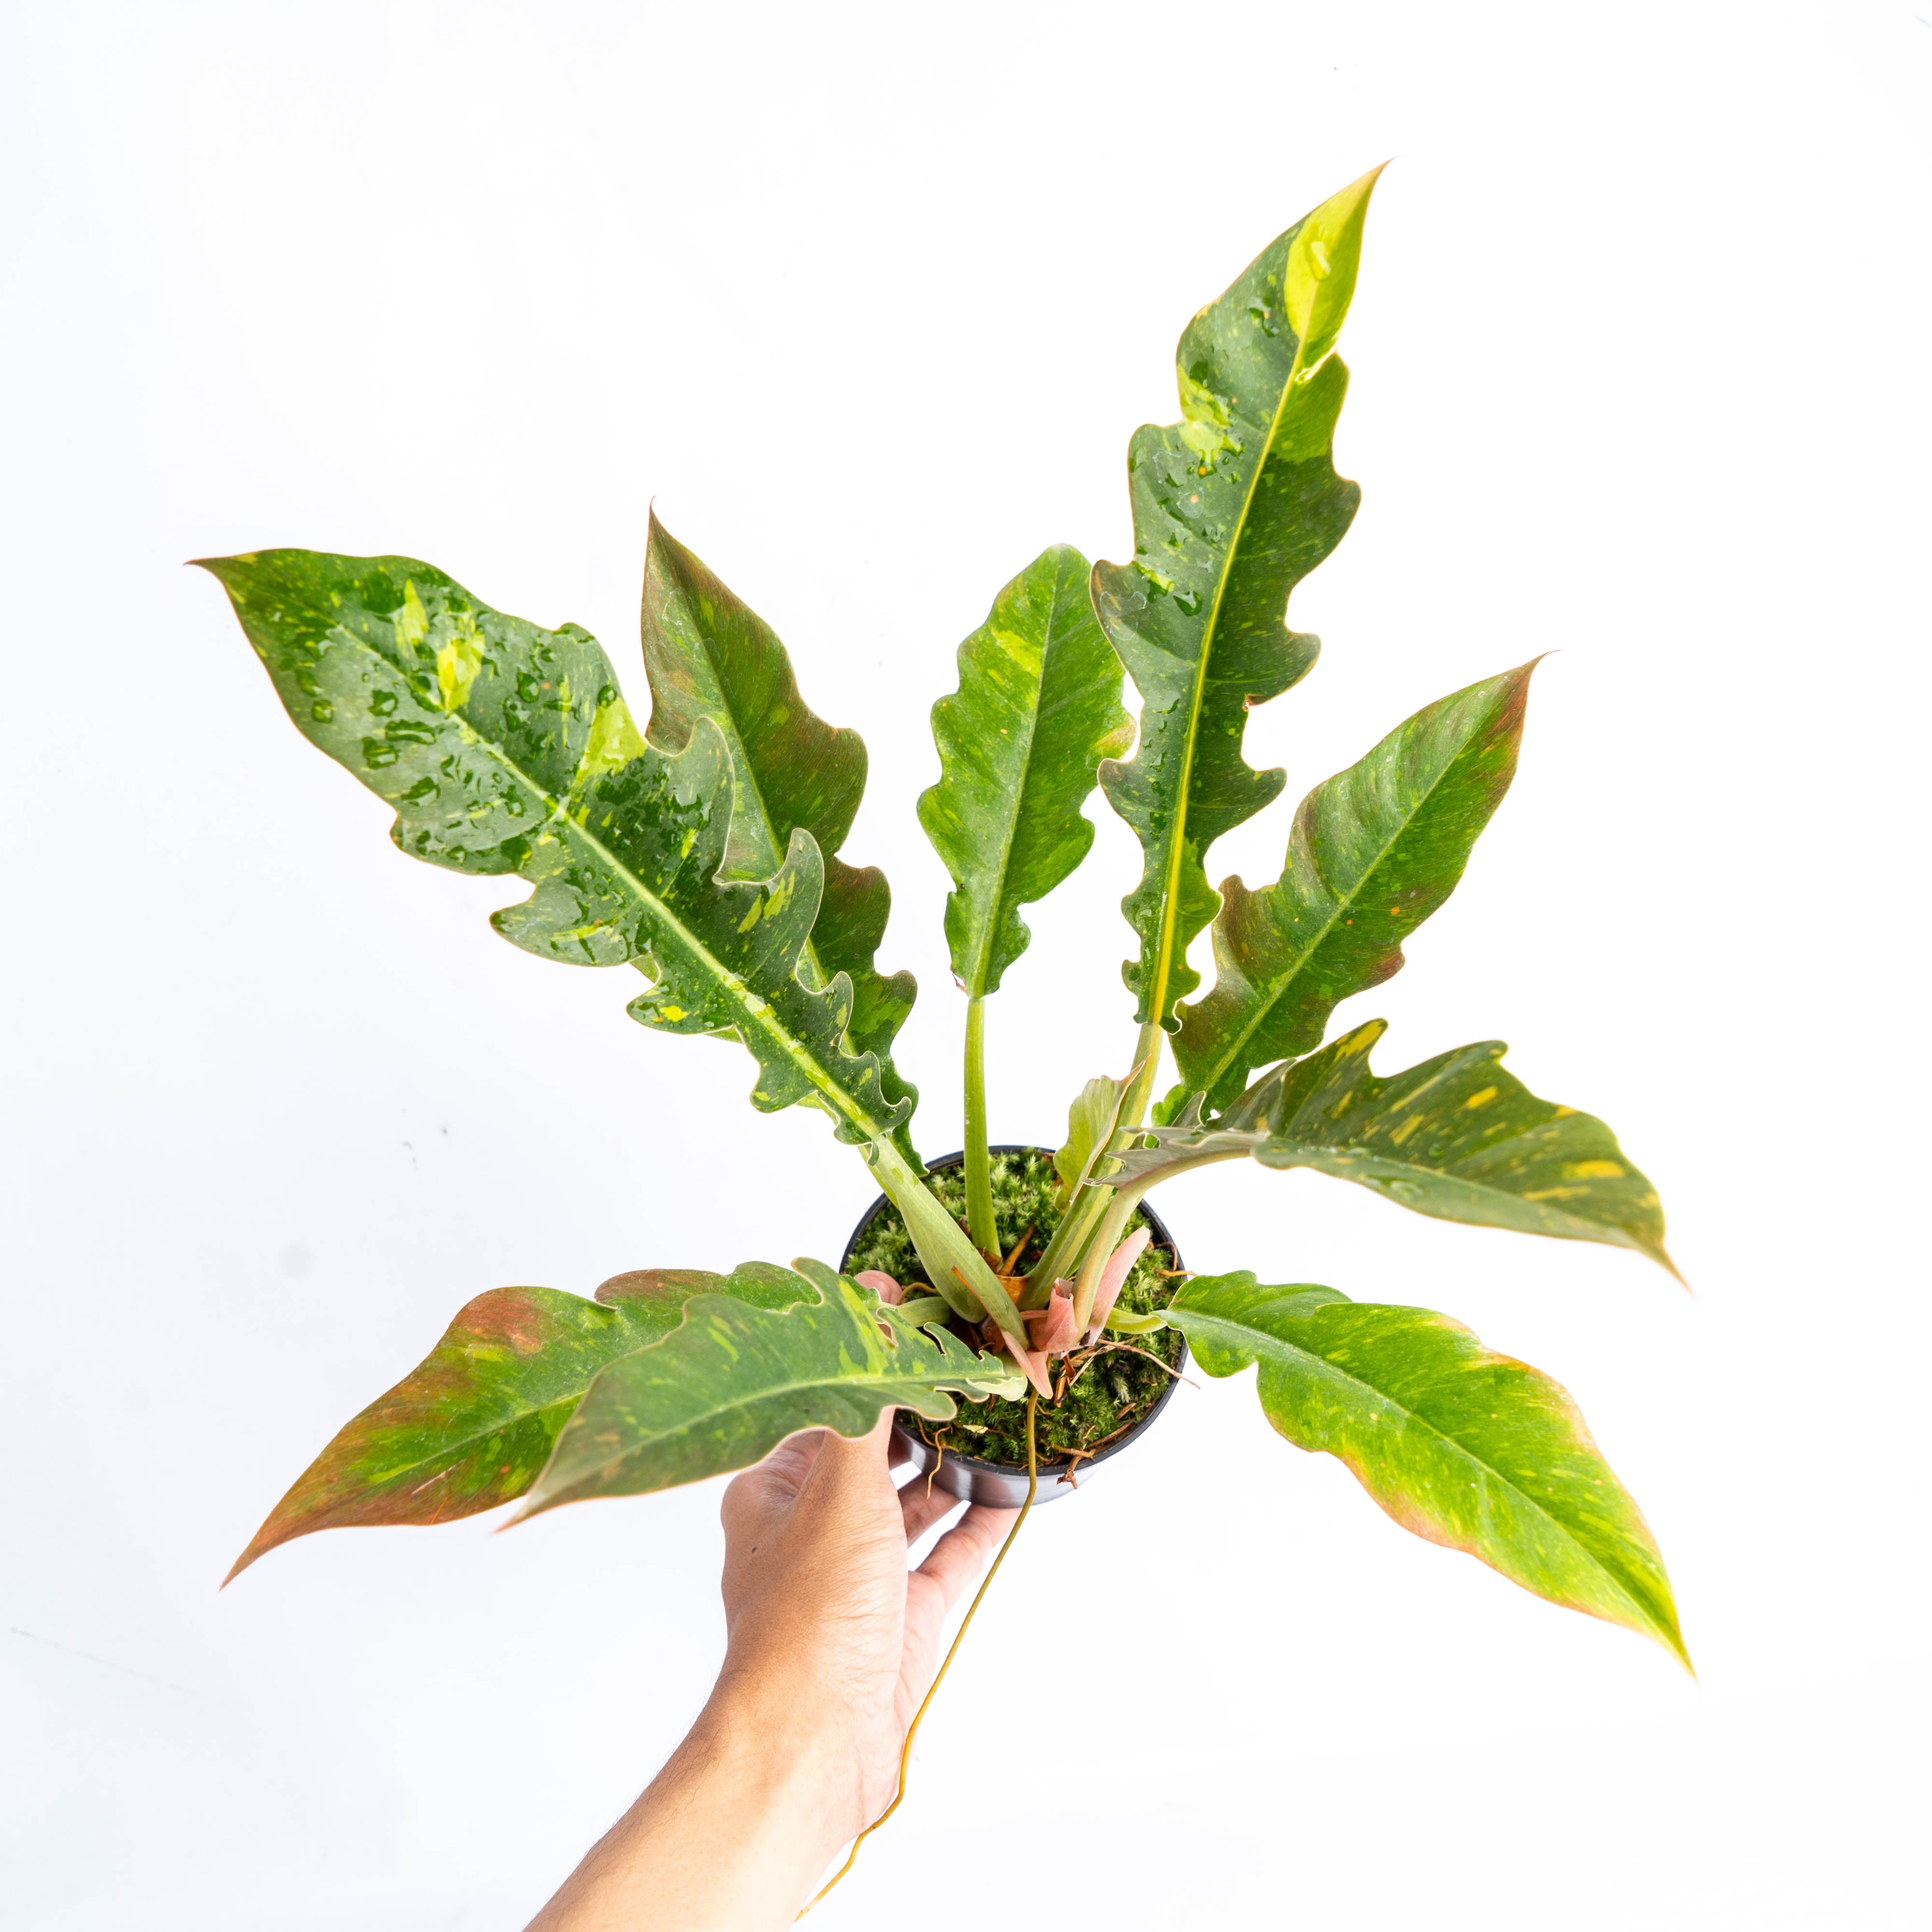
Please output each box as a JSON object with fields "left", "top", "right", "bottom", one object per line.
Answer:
{"left": 695, "top": 1662, "right": 866, "bottom": 1855}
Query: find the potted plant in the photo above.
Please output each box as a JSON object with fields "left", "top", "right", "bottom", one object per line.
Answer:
{"left": 208, "top": 161, "right": 1688, "bottom": 1880}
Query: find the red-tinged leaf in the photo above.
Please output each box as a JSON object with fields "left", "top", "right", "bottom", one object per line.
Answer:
{"left": 853, "top": 1269, "right": 905, "bottom": 1305}
{"left": 1085, "top": 1228, "right": 1152, "bottom": 1342}
{"left": 987, "top": 1314, "right": 1056, "bottom": 1399}
{"left": 1028, "top": 1285, "right": 1080, "bottom": 1356}
{"left": 225, "top": 1266, "right": 813, "bottom": 1583}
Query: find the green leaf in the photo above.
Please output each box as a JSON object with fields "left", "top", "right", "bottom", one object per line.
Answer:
{"left": 1166, "top": 1273, "right": 1688, "bottom": 1664}
{"left": 1115, "top": 1021, "right": 1675, "bottom": 1273}
{"left": 918, "top": 545, "right": 1134, "bottom": 997}
{"left": 516, "top": 1273, "right": 1022, "bottom": 1517}
{"left": 1175, "top": 662, "right": 1538, "bottom": 1113}
{"left": 200, "top": 549, "right": 913, "bottom": 1148}
{"left": 640, "top": 513, "right": 918, "bottom": 1139}
{"left": 223, "top": 1264, "right": 813, "bottom": 1582}
{"left": 1051, "top": 1073, "right": 1127, "bottom": 1209}
{"left": 1094, "top": 167, "right": 1383, "bottom": 1029}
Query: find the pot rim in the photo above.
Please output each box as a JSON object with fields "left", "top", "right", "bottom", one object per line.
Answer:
{"left": 839, "top": 1144, "right": 1188, "bottom": 1499}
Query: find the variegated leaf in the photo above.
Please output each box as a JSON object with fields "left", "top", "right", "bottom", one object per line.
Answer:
{"left": 640, "top": 513, "right": 918, "bottom": 1141}
{"left": 1167, "top": 1272, "right": 1688, "bottom": 1663}
{"left": 1094, "top": 167, "right": 1383, "bottom": 1029}
{"left": 518, "top": 1271, "right": 1022, "bottom": 1516}
{"left": 918, "top": 544, "right": 1133, "bottom": 997}
{"left": 1175, "top": 662, "right": 1537, "bottom": 1113}
{"left": 200, "top": 550, "right": 912, "bottom": 1146}
{"left": 1115, "top": 1021, "right": 1673, "bottom": 1272}
{"left": 225, "top": 1264, "right": 812, "bottom": 1582}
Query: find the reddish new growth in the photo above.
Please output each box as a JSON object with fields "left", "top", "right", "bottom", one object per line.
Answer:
{"left": 856, "top": 1224, "right": 1151, "bottom": 1401}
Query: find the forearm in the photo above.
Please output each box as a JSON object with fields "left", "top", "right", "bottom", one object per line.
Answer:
{"left": 528, "top": 1421, "right": 998, "bottom": 1927}
{"left": 527, "top": 1675, "right": 853, "bottom": 1932}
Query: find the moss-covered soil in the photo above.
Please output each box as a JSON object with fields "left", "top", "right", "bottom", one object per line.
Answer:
{"left": 844, "top": 1148, "right": 1186, "bottom": 1471}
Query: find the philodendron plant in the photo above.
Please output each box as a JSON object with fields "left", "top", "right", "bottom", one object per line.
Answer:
{"left": 211, "top": 163, "right": 1688, "bottom": 1872}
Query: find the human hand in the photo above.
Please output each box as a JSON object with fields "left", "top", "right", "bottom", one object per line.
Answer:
{"left": 716, "top": 1412, "right": 1010, "bottom": 1844}
{"left": 527, "top": 1416, "right": 1008, "bottom": 1931}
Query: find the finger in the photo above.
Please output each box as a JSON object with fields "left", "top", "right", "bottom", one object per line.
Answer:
{"left": 898, "top": 1477, "right": 965, "bottom": 1548}
{"left": 807, "top": 1408, "right": 891, "bottom": 1473}
{"left": 801, "top": 1408, "right": 896, "bottom": 1490}
{"left": 913, "top": 1504, "right": 1009, "bottom": 1611}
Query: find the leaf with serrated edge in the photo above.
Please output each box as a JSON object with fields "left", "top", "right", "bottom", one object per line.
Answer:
{"left": 640, "top": 514, "right": 918, "bottom": 1138}
{"left": 224, "top": 1265, "right": 814, "bottom": 1582}
{"left": 1094, "top": 167, "right": 1382, "bottom": 1028}
{"left": 1176, "top": 662, "right": 1537, "bottom": 1112}
{"left": 1166, "top": 1273, "right": 1688, "bottom": 1663}
{"left": 517, "top": 1274, "right": 1022, "bottom": 1516}
{"left": 199, "top": 550, "right": 912, "bottom": 1147}
{"left": 919, "top": 545, "right": 1134, "bottom": 997}
{"left": 1114, "top": 1020, "right": 1674, "bottom": 1273}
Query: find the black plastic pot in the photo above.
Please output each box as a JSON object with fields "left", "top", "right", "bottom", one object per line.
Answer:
{"left": 840, "top": 1145, "right": 1187, "bottom": 1509}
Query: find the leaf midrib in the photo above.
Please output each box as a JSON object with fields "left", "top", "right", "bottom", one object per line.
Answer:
{"left": 1174, "top": 1306, "right": 1664, "bottom": 1629}
{"left": 1142, "top": 292, "right": 1316, "bottom": 1029}
{"left": 1159, "top": 1121, "right": 1640, "bottom": 1249}
{"left": 1267, "top": 1128, "right": 1643, "bottom": 1249}
{"left": 961, "top": 552, "right": 1072, "bottom": 998}
{"left": 546, "top": 1345, "right": 993, "bottom": 1500}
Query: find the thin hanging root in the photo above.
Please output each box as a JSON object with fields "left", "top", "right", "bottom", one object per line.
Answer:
{"left": 798, "top": 1389, "right": 1040, "bottom": 1918}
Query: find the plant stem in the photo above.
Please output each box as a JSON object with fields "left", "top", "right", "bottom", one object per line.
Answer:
{"left": 1024, "top": 1021, "right": 1167, "bottom": 1295}
{"left": 962, "top": 996, "right": 997, "bottom": 1257}
{"left": 866, "top": 1136, "right": 1029, "bottom": 1352}
{"left": 797, "top": 1390, "right": 1039, "bottom": 1918}
{"left": 1067, "top": 1146, "right": 1245, "bottom": 1334}
{"left": 1025, "top": 1177, "right": 1107, "bottom": 1293}
{"left": 1120, "top": 1017, "right": 1163, "bottom": 1130}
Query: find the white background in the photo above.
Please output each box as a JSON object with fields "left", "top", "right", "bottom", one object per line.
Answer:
{"left": 4, "top": 2, "right": 1928, "bottom": 1926}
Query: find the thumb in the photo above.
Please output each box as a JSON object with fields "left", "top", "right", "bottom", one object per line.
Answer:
{"left": 802, "top": 1409, "right": 896, "bottom": 1496}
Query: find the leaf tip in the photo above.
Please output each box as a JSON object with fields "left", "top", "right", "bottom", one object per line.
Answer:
{"left": 1655, "top": 1246, "right": 1693, "bottom": 1295}
{"left": 219, "top": 1512, "right": 289, "bottom": 1588}
{"left": 1285, "top": 162, "right": 1390, "bottom": 346}
{"left": 1644, "top": 1601, "right": 1695, "bottom": 1676}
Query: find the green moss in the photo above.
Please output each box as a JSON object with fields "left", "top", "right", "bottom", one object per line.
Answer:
{"left": 844, "top": 1148, "right": 1186, "bottom": 1471}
